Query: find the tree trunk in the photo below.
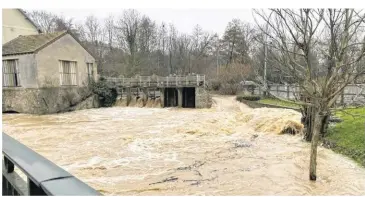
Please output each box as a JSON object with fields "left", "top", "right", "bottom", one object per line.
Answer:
{"left": 301, "top": 94, "right": 315, "bottom": 142}
{"left": 309, "top": 111, "right": 322, "bottom": 181}
{"left": 302, "top": 105, "right": 314, "bottom": 141}
{"left": 320, "top": 114, "right": 330, "bottom": 138}
{"left": 303, "top": 106, "right": 329, "bottom": 141}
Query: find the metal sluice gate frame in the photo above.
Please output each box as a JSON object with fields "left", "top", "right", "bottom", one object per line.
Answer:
{"left": 2, "top": 133, "right": 101, "bottom": 196}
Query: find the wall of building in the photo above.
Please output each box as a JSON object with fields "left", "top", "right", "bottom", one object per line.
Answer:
{"left": 35, "top": 34, "right": 97, "bottom": 88}
{"left": 2, "top": 54, "right": 38, "bottom": 88}
{"left": 2, "top": 9, "right": 39, "bottom": 44}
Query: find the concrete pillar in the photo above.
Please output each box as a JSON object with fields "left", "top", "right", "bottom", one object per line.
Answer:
{"left": 142, "top": 88, "right": 148, "bottom": 106}
{"left": 177, "top": 88, "right": 183, "bottom": 107}
{"left": 160, "top": 88, "right": 165, "bottom": 108}
{"left": 126, "top": 88, "right": 132, "bottom": 106}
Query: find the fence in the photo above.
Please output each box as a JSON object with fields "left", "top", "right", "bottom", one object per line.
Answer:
{"left": 2, "top": 133, "right": 101, "bottom": 196}
{"left": 251, "top": 84, "right": 365, "bottom": 105}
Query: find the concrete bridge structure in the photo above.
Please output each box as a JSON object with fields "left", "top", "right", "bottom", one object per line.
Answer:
{"left": 105, "top": 75, "right": 211, "bottom": 108}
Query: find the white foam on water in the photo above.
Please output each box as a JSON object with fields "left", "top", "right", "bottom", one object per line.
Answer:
{"left": 63, "top": 156, "right": 105, "bottom": 171}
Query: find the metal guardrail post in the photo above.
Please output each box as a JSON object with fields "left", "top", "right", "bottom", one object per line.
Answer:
{"left": 28, "top": 179, "right": 47, "bottom": 195}
{"left": 4, "top": 157, "right": 14, "bottom": 173}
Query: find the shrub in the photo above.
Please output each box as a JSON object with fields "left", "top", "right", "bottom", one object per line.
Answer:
{"left": 208, "top": 79, "right": 221, "bottom": 91}
{"left": 216, "top": 63, "right": 253, "bottom": 95}
{"left": 236, "top": 95, "right": 261, "bottom": 102}
{"left": 220, "top": 83, "right": 243, "bottom": 95}
{"left": 90, "top": 78, "right": 117, "bottom": 107}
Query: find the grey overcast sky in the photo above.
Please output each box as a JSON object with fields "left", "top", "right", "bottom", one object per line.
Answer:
{"left": 33, "top": 9, "right": 255, "bottom": 36}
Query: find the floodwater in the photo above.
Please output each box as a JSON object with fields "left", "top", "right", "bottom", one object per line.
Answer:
{"left": 2, "top": 96, "right": 365, "bottom": 195}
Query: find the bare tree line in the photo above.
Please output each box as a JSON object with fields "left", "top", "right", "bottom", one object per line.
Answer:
{"left": 27, "top": 9, "right": 259, "bottom": 80}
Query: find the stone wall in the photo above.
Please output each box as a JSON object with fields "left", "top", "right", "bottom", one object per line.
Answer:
{"left": 67, "top": 94, "right": 100, "bottom": 112}
{"left": 195, "top": 87, "right": 212, "bottom": 108}
{"left": 2, "top": 87, "right": 99, "bottom": 114}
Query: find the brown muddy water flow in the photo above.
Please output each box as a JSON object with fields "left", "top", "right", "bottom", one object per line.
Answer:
{"left": 2, "top": 96, "right": 365, "bottom": 195}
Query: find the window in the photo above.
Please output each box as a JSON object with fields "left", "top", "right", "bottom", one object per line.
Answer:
{"left": 59, "top": 60, "right": 77, "bottom": 86}
{"left": 87, "top": 63, "right": 94, "bottom": 83}
{"left": 3, "top": 59, "right": 20, "bottom": 87}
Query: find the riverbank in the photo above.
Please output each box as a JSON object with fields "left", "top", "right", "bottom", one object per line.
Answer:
{"left": 236, "top": 95, "right": 300, "bottom": 112}
{"left": 325, "top": 107, "right": 365, "bottom": 167}
{"left": 236, "top": 96, "right": 365, "bottom": 167}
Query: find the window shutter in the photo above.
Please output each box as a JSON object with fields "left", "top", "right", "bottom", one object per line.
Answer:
{"left": 59, "top": 61, "right": 63, "bottom": 85}
{"left": 15, "top": 60, "right": 20, "bottom": 86}
{"left": 2, "top": 60, "right": 20, "bottom": 87}
{"left": 3, "top": 61, "right": 8, "bottom": 87}
{"left": 59, "top": 60, "right": 78, "bottom": 86}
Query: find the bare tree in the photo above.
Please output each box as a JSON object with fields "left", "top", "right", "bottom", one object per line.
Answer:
{"left": 156, "top": 22, "right": 168, "bottom": 75}
{"left": 217, "top": 63, "right": 253, "bottom": 94}
{"left": 28, "top": 10, "right": 57, "bottom": 33}
{"left": 222, "top": 19, "right": 254, "bottom": 65}
{"left": 168, "top": 23, "right": 178, "bottom": 74}
{"left": 190, "top": 24, "right": 214, "bottom": 74}
{"left": 139, "top": 15, "right": 157, "bottom": 75}
{"left": 115, "top": 9, "right": 141, "bottom": 76}
{"left": 254, "top": 8, "right": 365, "bottom": 181}
{"left": 54, "top": 15, "right": 74, "bottom": 32}
{"left": 176, "top": 33, "right": 192, "bottom": 74}
{"left": 85, "top": 15, "right": 102, "bottom": 43}
{"left": 104, "top": 14, "right": 115, "bottom": 50}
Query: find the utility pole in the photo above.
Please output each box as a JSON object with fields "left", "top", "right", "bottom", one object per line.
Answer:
{"left": 264, "top": 36, "right": 267, "bottom": 96}
{"left": 263, "top": 12, "right": 273, "bottom": 97}
{"left": 263, "top": 16, "right": 272, "bottom": 97}
{"left": 216, "top": 48, "right": 219, "bottom": 76}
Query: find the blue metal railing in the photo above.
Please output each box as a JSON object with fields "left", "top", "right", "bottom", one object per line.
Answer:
{"left": 2, "top": 133, "right": 101, "bottom": 196}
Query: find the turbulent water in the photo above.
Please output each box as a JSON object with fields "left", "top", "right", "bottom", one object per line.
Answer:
{"left": 2, "top": 96, "right": 365, "bottom": 195}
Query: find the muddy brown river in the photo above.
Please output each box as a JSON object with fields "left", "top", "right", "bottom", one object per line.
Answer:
{"left": 2, "top": 96, "right": 365, "bottom": 195}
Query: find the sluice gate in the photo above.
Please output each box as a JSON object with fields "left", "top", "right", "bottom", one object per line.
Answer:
{"left": 105, "top": 75, "right": 209, "bottom": 108}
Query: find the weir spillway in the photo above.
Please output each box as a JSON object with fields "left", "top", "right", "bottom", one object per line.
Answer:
{"left": 105, "top": 75, "right": 210, "bottom": 108}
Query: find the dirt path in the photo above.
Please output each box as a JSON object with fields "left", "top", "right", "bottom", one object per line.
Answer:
{"left": 2, "top": 95, "right": 365, "bottom": 195}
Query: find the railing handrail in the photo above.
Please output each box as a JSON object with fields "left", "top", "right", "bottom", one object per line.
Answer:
{"left": 2, "top": 133, "right": 101, "bottom": 196}
{"left": 104, "top": 75, "right": 205, "bottom": 87}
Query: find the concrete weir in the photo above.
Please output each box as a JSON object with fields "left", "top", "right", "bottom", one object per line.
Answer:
{"left": 107, "top": 75, "right": 211, "bottom": 108}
